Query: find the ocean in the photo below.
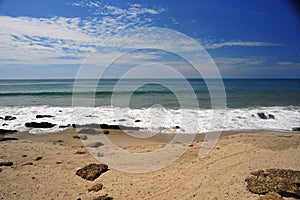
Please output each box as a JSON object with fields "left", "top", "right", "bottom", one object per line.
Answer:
{"left": 0, "top": 79, "right": 299, "bottom": 134}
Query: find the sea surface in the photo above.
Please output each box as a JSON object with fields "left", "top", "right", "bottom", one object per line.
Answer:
{"left": 0, "top": 79, "right": 299, "bottom": 134}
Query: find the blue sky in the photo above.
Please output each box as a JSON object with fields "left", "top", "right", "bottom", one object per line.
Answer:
{"left": 0, "top": 0, "right": 299, "bottom": 78}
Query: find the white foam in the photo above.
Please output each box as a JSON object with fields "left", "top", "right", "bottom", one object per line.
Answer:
{"left": 0, "top": 105, "right": 299, "bottom": 134}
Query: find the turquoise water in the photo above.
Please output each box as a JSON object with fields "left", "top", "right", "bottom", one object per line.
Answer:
{"left": 0, "top": 79, "right": 299, "bottom": 108}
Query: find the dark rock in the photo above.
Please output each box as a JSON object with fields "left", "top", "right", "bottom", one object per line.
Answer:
{"left": 0, "top": 137, "right": 18, "bottom": 142}
{"left": 93, "top": 195, "right": 113, "bottom": 200}
{"left": 78, "top": 128, "right": 99, "bottom": 134}
{"left": 75, "top": 150, "right": 87, "bottom": 154}
{"left": 257, "top": 113, "right": 275, "bottom": 120}
{"left": 86, "top": 115, "right": 97, "bottom": 118}
{"left": 56, "top": 161, "right": 62, "bottom": 164}
{"left": 59, "top": 124, "right": 71, "bottom": 128}
{"left": 22, "top": 162, "right": 33, "bottom": 166}
{"left": 118, "top": 119, "right": 126, "bottom": 122}
{"left": 257, "top": 113, "right": 268, "bottom": 119}
{"left": 36, "top": 115, "right": 54, "bottom": 118}
{"left": 245, "top": 169, "right": 300, "bottom": 198}
{"left": 0, "top": 162, "right": 13, "bottom": 166}
{"left": 292, "top": 127, "right": 300, "bottom": 131}
{"left": 0, "top": 168, "right": 2, "bottom": 172}
{"left": 35, "top": 156, "right": 43, "bottom": 161}
{"left": 268, "top": 114, "right": 275, "bottom": 119}
{"left": 175, "top": 126, "right": 180, "bottom": 129}
{"left": 73, "top": 135, "right": 80, "bottom": 139}
{"left": 76, "top": 163, "right": 108, "bottom": 181}
{"left": 0, "top": 117, "right": 2, "bottom": 120}
{"left": 22, "top": 155, "right": 27, "bottom": 157}
{"left": 2, "top": 124, "right": 8, "bottom": 126}
{"left": 25, "top": 122, "right": 56, "bottom": 128}
{"left": 4, "top": 116, "right": 16, "bottom": 121}
{"left": 74, "top": 123, "right": 139, "bottom": 130}
{"left": 259, "top": 192, "right": 284, "bottom": 200}
{"left": 134, "top": 120, "right": 141, "bottom": 122}
{"left": 88, "top": 183, "right": 103, "bottom": 192}
{"left": 103, "top": 130, "right": 109, "bottom": 134}
{"left": 0, "top": 129, "right": 18, "bottom": 135}
{"left": 100, "top": 124, "right": 139, "bottom": 130}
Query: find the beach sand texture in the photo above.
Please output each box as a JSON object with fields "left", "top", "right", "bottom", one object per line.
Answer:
{"left": 0, "top": 129, "right": 299, "bottom": 200}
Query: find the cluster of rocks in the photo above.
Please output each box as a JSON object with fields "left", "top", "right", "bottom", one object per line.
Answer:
{"left": 256, "top": 112, "right": 275, "bottom": 120}
{"left": 76, "top": 163, "right": 113, "bottom": 199}
{"left": 0, "top": 116, "right": 16, "bottom": 121}
{"left": 292, "top": 127, "right": 300, "bottom": 131}
{"left": 0, "top": 116, "right": 18, "bottom": 135}
{"left": 0, "top": 128, "right": 18, "bottom": 141}
{"left": 245, "top": 169, "right": 300, "bottom": 199}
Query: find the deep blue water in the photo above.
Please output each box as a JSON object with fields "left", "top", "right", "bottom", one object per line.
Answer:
{"left": 0, "top": 79, "right": 299, "bottom": 108}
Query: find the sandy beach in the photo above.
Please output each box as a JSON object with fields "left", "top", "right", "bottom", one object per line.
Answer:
{"left": 0, "top": 129, "right": 299, "bottom": 200}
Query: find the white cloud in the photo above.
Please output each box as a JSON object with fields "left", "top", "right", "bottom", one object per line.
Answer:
{"left": 277, "top": 61, "right": 300, "bottom": 66}
{"left": 0, "top": 2, "right": 166, "bottom": 66}
{"left": 203, "top": 41, "right": 283, "bottom": 49}
{"left": 214, "top": 56, "right": 271, "bottom": 66}
{"left": 0, "top": 1, "right": 284, "bottom": 73}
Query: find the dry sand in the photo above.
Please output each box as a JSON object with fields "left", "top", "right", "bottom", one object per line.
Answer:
{"left": 0, "top": 129, "right": 299, "bottom": 200}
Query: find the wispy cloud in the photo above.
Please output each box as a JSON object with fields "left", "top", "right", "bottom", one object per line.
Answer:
{"left": 0, "top": 0, "right": 285, "bottom": 75}
{"left": 277, "top": 61, "right": 300, "bottom": 66}
{"left": 0, "top": 2, "right": 166, "bottom": 66}
{"left": 214, "top": 56, "right": 273, "bottom": 66}
{"left": 203, "top": 41, "right": 283, "bottom": 49}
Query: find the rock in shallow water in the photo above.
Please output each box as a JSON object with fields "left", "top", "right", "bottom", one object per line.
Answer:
{"left": 59, "top": 124, "right": 73, "bottom": 128}
{"left": 0, "top": 137, "right": 18, "bottom": 142}
{"left": 292, "top": 127, "right": 300, "bottom": 131}
{"left": 36, "top": 115, "right": 54, "bottom": 118}
{"left": 0, "top": 129, "right": 18, "bottom": 135}
{"left": 76, "top": 163, "right": 108, "bottom": 181}
{"left": 257, "top": 112, "right": 268, "bottom": 119}
{"left": 245, "top": 169, "right": 300, "bottom": 198}
{"left": 257, "top": 113, "right": 275, "bottom": 120}
{"left": 25, "top": 122, "right": 56, "bottom": 128}
{"left": 4, "top": 116, "right": 16, "bottom": 121}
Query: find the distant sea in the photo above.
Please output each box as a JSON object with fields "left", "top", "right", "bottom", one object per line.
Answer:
{"left": 0, "top": 79, "right": 299, "bottom": 134}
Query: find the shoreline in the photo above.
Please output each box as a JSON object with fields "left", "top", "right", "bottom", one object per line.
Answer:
{"left": 1, "top": 105, "right": 299, "bottom": 135}
{"left": 1, "top": 129, "right": 299, "bottom": 199}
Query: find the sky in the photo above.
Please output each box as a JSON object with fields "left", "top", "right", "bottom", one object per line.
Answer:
{"left": 0, "top": 0, "right": 299, "bottom": 79}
